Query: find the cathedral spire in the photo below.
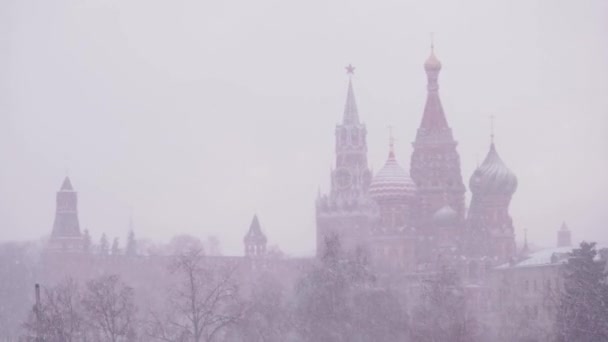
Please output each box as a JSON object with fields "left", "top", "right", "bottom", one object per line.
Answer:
{"left": 522, "top": 228, "right": 530, "bottom": 255}
{"left": 490, "top": 115, "right": 495, "bottom": 145}
{"left": 388, "top": 125, "right": 395, "bottom": 160}
{"left": 418, "top": 42, "right": 451, "bottom": 139}
{"left": 342, "top": 64, "right": 359, "bottom": 125}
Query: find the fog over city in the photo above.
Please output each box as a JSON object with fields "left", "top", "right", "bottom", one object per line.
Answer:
{"left": 2, "top": 1, "right": 608, "bottom": 342}
{"left": 1, "top": 1, "right": 607, "bottom": 254}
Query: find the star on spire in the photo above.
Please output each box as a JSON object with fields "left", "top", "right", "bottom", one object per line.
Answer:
{"left": 345, "top": 64, "right": 355, "bottom": 75}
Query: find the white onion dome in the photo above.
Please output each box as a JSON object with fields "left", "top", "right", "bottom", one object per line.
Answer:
{"left": 433, "top": 205, "right": 458, "bottom": 226}
{"left": 470, "top": 143, "right": 518, "bottom": 196}
{"left": 424, "top": 48, "right": 442, "bottom": 71}
{"left": 369, "top": 147, "right": 416, "bottom": 202}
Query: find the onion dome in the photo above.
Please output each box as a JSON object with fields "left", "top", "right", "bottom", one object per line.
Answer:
{"left": 470, "top": 143, "right": 518, "bottom": 196}
{"left": 424, "top": 46, "right": 442, "bottom": 71}
{"left": 244, "top": 215, "right": 267, "bottom": 245}
{"left": 369, "top": 139, "right": 416, "bottom": 201}
{"left": 433, "top": 205, "right": 458, "bottom": 226}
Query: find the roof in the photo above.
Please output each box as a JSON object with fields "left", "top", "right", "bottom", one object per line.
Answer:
{"left": 342, "top": 79, "right": 359, "bottom": 125}
{"left": 60, "top": 176, "right": 74, "bottom": 191}
{"left": 244, "top": 215, "right": 267, "bottom": 245}
{"left": 433, "top": 205, "right": 458, "bottom": 226}
{"left": 424, "top": 49, "right": 442, "bottom": 70}
{"left": 416, "top": 49, "right": 453, "bottom": 143}
{"left": 469, "top": 143, "right": 518, "bottom": 196}
{"left": 369, "top": 146, "right": 416, "bottom": 201}
{"left": 496, "top": 246, "right": 574, "bottom": 269}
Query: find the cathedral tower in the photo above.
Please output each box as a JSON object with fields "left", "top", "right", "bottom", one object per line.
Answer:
{"left": 316, "top": 65, "right": 374, "bottom": 256}
{"left": 48, "top": 176, "right": 84, "bottom": 252}
{"left": 368, "top": 135, "right": 417, "bottom": 271}
{"left": 467, "top": 139, "right": 518, "bottom": 263}
{"left": 410, "top": 46, "right": 466, "bottom": 226}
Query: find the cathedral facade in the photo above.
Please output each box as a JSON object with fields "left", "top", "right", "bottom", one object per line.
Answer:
{"left": 316, "top": 48, "right": 519, "bottom": 275}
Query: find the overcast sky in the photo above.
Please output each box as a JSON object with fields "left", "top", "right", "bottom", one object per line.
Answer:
{"left": 1, "top": 0, "right": 607, "bottom": 256}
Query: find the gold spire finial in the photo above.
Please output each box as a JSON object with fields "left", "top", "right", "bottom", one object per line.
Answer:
{"left": 430, "top": 32, "right": 435, "bottom": 52}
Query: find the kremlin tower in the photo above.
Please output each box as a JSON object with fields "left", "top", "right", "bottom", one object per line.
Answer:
{"left": 48, "top": 176, "right": 84, "bottom": 252}
{"left": 557, "top": 222, "right": 572, "bottom": 248}
{"left": 316, "top": 65, "right": 375, "bottom": 257}
{"left": 244, "top": 215, "right": 268, "bottom": 257}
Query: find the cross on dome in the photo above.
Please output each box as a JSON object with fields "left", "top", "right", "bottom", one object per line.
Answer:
{"left": 388, "top": 125, "right": 396, "bottom": 159}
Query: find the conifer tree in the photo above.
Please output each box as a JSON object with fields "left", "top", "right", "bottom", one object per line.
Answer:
{"left": 556, "top": 242, "right": 608, "bottom": 342}
{"left": 125, "top": 230, "right": 137, "bottom": 256}
{"left": 99, "top": 233, "right": 109, "bottom": 256}
{"left": 111, "top": 238, "right": 120, "bottom": 256}
{"left": 82, "top": 229, "right": 92, "bottom": 253}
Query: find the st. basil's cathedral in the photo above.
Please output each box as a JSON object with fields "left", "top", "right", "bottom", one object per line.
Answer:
{"left": 316, "top": 45, "right": 519, "bottom": 276}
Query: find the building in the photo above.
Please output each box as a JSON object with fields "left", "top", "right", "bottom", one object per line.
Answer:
{"left": 47, "top": 176, "right": 84, "bottom": 252}
{"left": 315, "top": 46, "right": 519, "bottom": 275}
{"left": 315, "top": 64, "right": 375, "bottom": 257}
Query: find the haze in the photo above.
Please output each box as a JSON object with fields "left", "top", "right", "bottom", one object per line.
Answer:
{"left": 1, "top": 0, "right": 606, "bottom": 255}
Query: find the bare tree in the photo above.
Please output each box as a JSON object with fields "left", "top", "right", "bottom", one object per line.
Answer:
{"left": 235, "top": 272, "right": 293, "bottom": 342}
{"left": 294, "top": 234, "right": 376, "bottom": 342}
{"left": 82, "top": 274, "right": 137, "bottom": 342}
{"left": 147, "top": 248, "right": 242, "bottom": 342}
{"left": 22, "top": 278, "right": 86, "bottom": 342}
{"left": 0, "top": 242, "right": 37, "bottom": 340}
{"left": 410, "top": 267, "right": 479, "bottom": 342}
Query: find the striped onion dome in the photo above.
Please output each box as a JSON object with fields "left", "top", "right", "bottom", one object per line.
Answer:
{"left": 470, "top": 143, "right": 518, "bottom": 196}
{"left": 369, "top": 143, "right": 416, "bottom": 201}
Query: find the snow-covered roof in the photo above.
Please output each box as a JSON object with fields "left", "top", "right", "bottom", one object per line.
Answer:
{"left": 497, "top": 244, "right": 605, "bottom": 270}
{"left": 496, "top": 246, "right": 573, "bottom": 269}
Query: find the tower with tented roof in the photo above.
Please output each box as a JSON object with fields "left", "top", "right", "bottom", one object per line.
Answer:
{"left": 410, "top": 45, "right": 466, "bottom": 229}
{"left": 48, "top": 176, "right": 84, "bottom": 252}
{"left": 557, "top": 222, "right": 572, "bottom": 248}
{"left": 244, "top": 215, "right": 267, "bottom": 257}
{"left": 316, "top": 65, "right": 375, "bottom": 257}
